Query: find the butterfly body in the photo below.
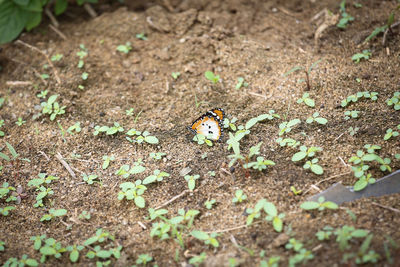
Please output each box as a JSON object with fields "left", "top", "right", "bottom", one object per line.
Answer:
{"left": 190, "top": 108, "right": 225, "bottom": 141}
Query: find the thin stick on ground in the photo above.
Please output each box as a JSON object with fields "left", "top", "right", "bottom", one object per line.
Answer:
{"left": 154, "top": 189, "right": 191, "bottom": 210}
{"left": 15, "top": 40, "right": 61, "bottom": 84}
{"left": 49, "top": 24, "right": 67, "bottom": 40}
{"left": 205, "top": 221, "right": 262, "bottom": 234}
{"left": 6, "top": 81, "right": 32, "bottom": 87}
{"left": 303, "top": 171, "right": 352, "bottom": 195}
{"left": 45, "top": 3, "right": 59, "bottom": 27}
{"left": 55, "top": 152, "right": 76, "bottom": 179}
{"left": 372, "top": 202, "right": 400, "bottom": 213}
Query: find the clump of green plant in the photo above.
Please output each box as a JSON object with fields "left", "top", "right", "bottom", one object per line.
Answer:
{"left": 232, "top": 189, "right": 247, "bottom": 203}
{"left": 204, "top": 71, "right": 220, "bottom": 84}
{"left": 337, "top": 0, "right": 354, "bottom": 29}
{"left": 235, "top": 77, "right": 248, "bottom": 90}
{"left": 316, "top": 226, "right": 334, "bottom": 241}
{"left": 285, "top": 238, "right": 314, "bottom": 266}
{"left": 35, "top": 237, "right": 67, "bottom": 263}
{"left": 41, "top": 95, "right": 66, "bottom": 121}
{"left": 0, "top": 182, "right": 16, "bottom": 202}
{"left": 67, "top": 122, "right": 81, "bottom": 135}
{"left": 223, "top": 117, "right": 238, "bottom": 131}
{"left": 115, "top": 161, "right": 146, "bottom": 178}
{"left": 278, "top": 119, "right": 301, "bottom": 136}
{"left": 384, "top": 125, "right": 400, "bottom": 140}
{"left": 136, "top": 254, "right": 153, "bottom": 265}
{"left": 306, "top": 112, "right": 327, "bottom": 125}
{"left": 340, "top": 91, "right": 378, "bottom": 107}
{"left": 276, "top": 137, "right": 300, "bottom": 147}
{"left": 386, "top": 92, "right": 400, "bottom": 110}
{"left": 193, "top": 133, "right": 213, "bottom": 146}
{"left": 143, "top": 170, "right": 170, "bottom": 185}
{"left": 136, "top": 33, "right": 147, "bottom": 40}
{"left": 116, "top": 42, "right": 132, "bottom": 54}
{"left": 126, "top": 129, "right": 159, "bottom": 144}
{"left": 364, "top": 5, "right": 400, "bottom": 44}
{"left": 149, "top": 152, "right": 166, "bottom": 160}
{"left": 82, "top": 173, "right": 101, "bottom": 185}
{"left": 334, "top": 225, "right": 369, "bottom": 251}
{"left": 84, "top": 228, "right": 115, "bottom": 246}
{"left": 204, "top": 199, "right": 216, "bottom": 209}
{"left": 300, "top": 196, "right": 338, "bottom": 211}
{"left": 0, "top": 119, "right": 5, "bottom": 137}
{"left": 118, "top": 181, "right": 147, "bottom": 208}
{"left": 185, "top": 174, "right": 200, "bottom": 191}
{"left": 15, "top": 117, "right": 26, "bottom": 126}
{"left": 102, "top": 155, "right": 115, "bottom": 169}
{"left": 28, "top": 173, "right": 59, "bottom": 207}
{"left": 0, "top": 142, "right": 20, "bottom": 163}
{"left": 246, "top": 199, "right": 285, "bottom": 232}
{"left": 0, "top": 206, "right": 15, "bottom": 216}
{"left": 171, "top": 72, "right": 180, "bottom": 80}
{"left": 86, "top": 245, "right": 122, "bottom": 266}
{"left": 40, "top": 208, "right": 67, "bottom": 222}
{"left": 79, "top": 210, "right": 91, "bottom": 220}
{"left": 51, "top": 53, "right": 63, "bottom": 62}
{"left": 66, "top": 244, "right": 84, "bottom": 263}
{"left": 3, "top": 254, "right": 38, "bottom": 267}
{"left": 344, "top": 110, "right": 359, "bottom": 120}
{"left": 77, "top": 44, "right": 88, "bottom": 69}
{"left": 259, "top": 250, "right": 280, "bottom": 267}
{"left": 191, "top": 230, "right": 219, "bottom": 248}
{"left": 292, "top": 146, "right": 323, "bottom": 175}
{"left": 348, "top": 126, "right": 359, "bottom": 136}
{"left": 297, "top": 93, "right": 315, "bottom": 107}
{"left": 189, "top": 252, "right": 207, "bottom": 266}
{"left": 94, "top": 122, "right": 124, "bottom": 136}
{"left": 352, "top": 50, "right": 371, "bottom": 63}
{"left": 283, "top": 59, "right": 322, "bottom": 90}
{"left": 343, "top": 234, "right": 380, "bottom": 264}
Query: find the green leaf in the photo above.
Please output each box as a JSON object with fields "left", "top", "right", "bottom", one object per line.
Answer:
{"left": 134, "top": 196, "right": 145, "bottom": 208}
{"left": 25, "top": 258, "right": 39, "bottom": 266}
{"left": 300, "top": 201, "right": 319, "bottom": 210}
{"left": 353, "top": 179, "right": 368, "bottom": 191}
{"left": 292, "top": 151, "right": 306, "bottom": 161}
{"left": 84, "top": 236, "right": 98, "bottom": 246}
{"left": 283, "top": 66, "right": 303, "bottom": 76}
{"left": 144, "top": 136, "right": 159, "bottom": 144}
{"left": 304, "top": 98, "right": 315, "bottom": 107}
{"left": 263, "top": 202, "right": 277, "bottom": 217}
{"left": 191, "top": 230, "right": 209, "bottom": 240}
{"left": 245, "top": 118, "right": 258, "bottom": 130}
{"left": 310, "top": 164, "right": 324, "bottom": 175}
{"left": 70, "top": 249, "right": 79, "bottom": 262}
{"left": 6, "top": 142, "right": 18, "bottom": 159}
{"left": 54, "top": 0, "right": 67, "bottom": 15}
{"left": 52, "top": 209, "right": 67, "bottom": 216}
{"left": 272, "top": 216, "right": 283, "bottom": 232}
{"left": 96, "top": 250, "right": 112, "bottom": 258}
{"left": 40, "top": 246, "right": 57, "bottom": 255}
{"left": 0, "top": 1, "right": 27, "bottom": 44}
{"left": 25, "top": 11, "right": 41, "bottom": 31}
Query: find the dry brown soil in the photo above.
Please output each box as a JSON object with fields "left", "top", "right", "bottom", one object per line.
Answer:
{"left": 1, "top": 0, "right": 400, "bottom": 266}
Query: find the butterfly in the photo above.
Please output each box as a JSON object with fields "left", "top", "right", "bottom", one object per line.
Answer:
{"left": 189, "top": 108, "right": 225, "bottom": 141}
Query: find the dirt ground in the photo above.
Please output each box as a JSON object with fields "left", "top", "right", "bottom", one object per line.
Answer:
{"left": 1, "top": 0, "right": 400, "bottom": 266}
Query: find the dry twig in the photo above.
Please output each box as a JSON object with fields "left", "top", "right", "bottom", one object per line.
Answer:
{"left": 55, "top": 152, "right": 76, "bottom": 178}
{"left": 6, "top": 81, "right": 32, "bottom": 87}
{"left": 303, "top": 171, "right": 352, "bottom": 195}
{"left": 372, "top": 202, "right": 400, "bottom": 213}
{"left": 49, "top": 24, "right": 67, "bottom": 40}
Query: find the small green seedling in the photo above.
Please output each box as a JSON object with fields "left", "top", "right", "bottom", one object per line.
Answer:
{"left": 94, "top": 122, "right": 124, "bottom": 136}
{"left": 191, "top": 230, "right": 219, "bottom": 248}
{"left": 204, "top": 71, "right": 220, "bottom": 84}
{"left": 316, "top": 226, "right": 334, "bottom": 241}
{"left": 171, "top": 72, "right": 181, "bottom": 80}
{"left": 246, "top": 199, "right": 285, "bottom": 232}
{"left": 193, "top": 133, "right": 213, "bottom": 146}
{"left": 306, "top": 112, "right": 327, "bottom": 125}
{"left": 67, "top": 122, "right": 81, "bottom": 135}
{"left": 364, "top": 144, "right": 381, "bottom": 153}
{"left": 341, "top": 91, "right": 378, "bottom": 107}
{"left": 208, "top": 170, "right": 215, "bottom": 177}
{"left": 3, "top": 255, "right": 38, "bottom": 267}
{"left": 289, "top": 248, "right": 314, "bottom": 266}
{"left": 116, "top": 42, "right": 132, "bottom": 54}
{"left": 384, "top": 125, "right": 400, "bottom": 140}
{"left": 136, "top": 254, "right": 153, "bottom": 265}
{"left": 285, "top": 238, "right": 303, "bottom": 252}
{"left": 15, "top": 117, "right": 26, "bottom": 126}
{"left": 81, "top": 72, "right": 88, "bottom": 80}
{"left": 118, "top": 181, "right": 147, "bottom": 208}
{"left": 0, "top": 142, "right": 19, "bottom": 162}
{"left": 334, "top": 225, "right": 369, "bottom": 251}
{"left": 189, "top": 252, "right": 207, "bottom": 266}
{"left": 38, "top": 237, "right": 67, "bottom": 263}
{"left": 126, "top": 129, "right": 159, "bottom": 144}
{"left": 82, "top": 173, "right": 100, "bottom": 185}
{"left": 0, "top": 206, "right": 15, "bottom": 216}
{"left": 235, "top": 77, "right": 248, "bottom": 90}
{"left": 185, "top": 174, "right": 200, "bottom": 191}
{"left": 353, "top": 173, "right": 376, "bottom": 191}
{"left": 337, "top": 0, "right": 354, "bottom": 29}
{"left": 136, "top": 33, "right": 147, "bottom": 40}
{"left": 386, "top": 92, "right": 400, "bottom": 110}
{"left": 0, "top": 119, "right": 5, "bottom": 136}
{"left": 79, "top": 210, "right": 91, "bottom": 220}
{"left": 300, "top": 196, "right": 338, "bottom": 211}
{"left": 40, "top": 208, "right": 67, "bottom": 222}
{"left": 278, "top": 119, "right": 301, "bottom": 136}
{"left": 245, "top": 156, "right": 275, "bottom": 171}
{"left": 51, "top": 54, "right": 63, "bottom": 62}
{"left": 84, "top": 228, "right": 115, "bottom": 246}
{"left": 204, "top": 199, "right": 216, "bottom": 209}
{"left": 223, "top": 117, "right": 238, "bottom": 131}
{"left": 259, "top": 254, "right": 280, "bottom": 267}
{"left": 102, "top": 155, "right": 115, "bottom": 169}
{"left": 143, "top": 170, "right": 170, "bottom": 185}
{"left": 343, "top": 234, "right": 380, "bottom": 264}
{"left": 291, "top": 146, "right": 322, "bottom": 162}
{"left": 290, "top": 186, "right": 302, "bottom": 195}
{"left": 76, "top": 44, "right": 88, "bottom": 69}
{"left": 276, "top": 137, "right": 300, "bottom": 147}
{"left": 28, "top": 173, "right": 58, "bottom": 207}
{"left": 149, "top": 152, "right": 166, "bottom": 160}
{"left": 66, "top": 244, "right": 84, "bottom": 263}
{"left": 283, "top": 59, "right": 321, "bottom": 90}
{"left": 344, "top": 110, "right": 360, "bottom": 120}
{"left": 41, "top": 73, "right": 49, "bottom": 80}
{"left": 232, "top": 189, "right": 247, "bottom": 203}
{"left": 348, "top": 126, "right": 359, "bottom": 136}
{"left": 0, "top": 182, "right": 16, "bottom": 201}
{"left": 297, "top": 93, "right": 315, "bottom": 107}
{"left": 364, "top": 6, "right": 399, "bottom": 43}
{"left": 115, "top": 162, "right": 146, "bottom": 178}
{"left": 352, "top": 50, "right": 371, "bottom": 63}
{"left": 304, "top": 158, "right": 324, "bottom": 175}
{"left": 41, "top": 95, "right": 66, "bottom": 121}
{"left": 125, "top": 108, "right": 134, "bottom": 116}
